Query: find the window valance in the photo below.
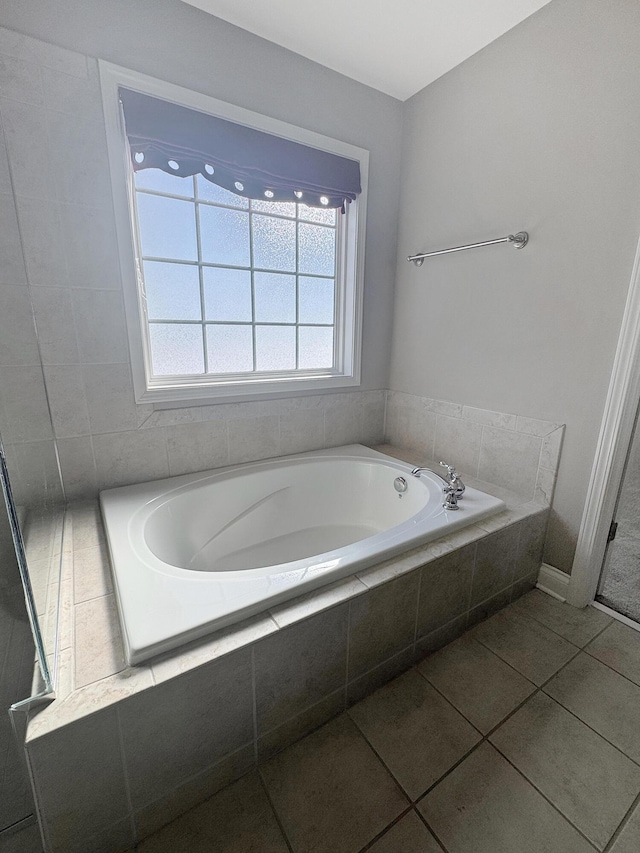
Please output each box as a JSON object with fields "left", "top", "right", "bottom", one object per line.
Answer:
{"left": 119, "top": 88, "right": 361, "bottom": 211}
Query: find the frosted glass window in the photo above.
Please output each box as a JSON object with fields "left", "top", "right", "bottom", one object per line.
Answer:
{"left": 196, "top": 175, "right": 248, "bottom": 208}
{"left": 251, "top": 199, "right": 296, "bottom": 217}
{"left": 135, "top": 170, "right": 194, "bottom": 198}
{"left": 137, "top": 193, "right": 198, "bottom": 260}
{"left": 299, "top": 276, "right": 334, "bottom": 324}
{"left": 255, "top": 326, "right": 296, "bottom": 371}
{"left": 298, "top": 223, "right": 335, "bottom": 276}
{"left": 252, "top": 214, "right": 296, "bottom": 271}
{"left": 144, "top": 261, "right": 201, "bottom": 321}
{"left": 128, "top": 146, "right": 358, "bottom": 393}
{"left": 298, "top": 203, "right": 335, "bottom": 225}
{"left": 204, "top": 268, "right": 252, "bottom": 321}
{"left": 254, "top": 273, "right": 296, "bottom": 323}
{"left": 149, "top": 324, "right": 204, "bottom": 375}
{"left": 206, "top": 325, "right": 253, "bottom": 373}
{"left": 298, "top": 326, "right": 334, "bottom": 369}
{"left": 200, "top": 206, "right": 250, "bottom": 267}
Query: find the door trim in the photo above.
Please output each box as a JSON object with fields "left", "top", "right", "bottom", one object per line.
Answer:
{"left": 568, "top": 231, "right": 640, "bottom": 607}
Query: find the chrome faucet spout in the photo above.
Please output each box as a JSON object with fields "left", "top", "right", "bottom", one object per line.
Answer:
{"left": 411, "top": 462, "right": 465, "bottom": 500}
{"left": 410, "top": 466, "right": 449, "bottom": 488}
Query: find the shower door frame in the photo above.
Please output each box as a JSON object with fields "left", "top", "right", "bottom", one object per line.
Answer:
{"left": 568, "top": 228, "right": 640, "bottom": 609}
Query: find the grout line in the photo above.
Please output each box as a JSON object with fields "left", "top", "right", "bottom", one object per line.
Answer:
{"left": 412, "top": 566, "right": 423, "bottom": 657}
{"left": 344, "top": 712, "right": 413, "bottom": 806}
{"left": 414, "top": 806, "right": 453, "bottom": 853}
{"left": 258, "top": 689, "right": 345, "bottom": 765}
{"left": 499, "top": 593, "right": 611, "bottom": 648}
{"left": 250, "top": 646, "right": 258, "bottom": 765}
{"left": 257, "top": 768, "right": 295, "bottom": 853}
{"left": 603, "top": 789, "right": 640, "bottom": 852}
{"left": 344, "top": 600, "right": 352, "bottom": 704}
{"left": 492, "top": 744, "right": 602, "bottom": 852}
{"left": 354, "top": 804, "right": 415, "bottom": 853}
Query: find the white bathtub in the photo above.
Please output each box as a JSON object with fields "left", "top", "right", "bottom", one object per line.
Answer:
{"left": 100, "top": 445, "right": 505, "bottom": 664}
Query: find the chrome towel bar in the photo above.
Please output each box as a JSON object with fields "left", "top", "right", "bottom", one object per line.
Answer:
{"left": 407, "top": 231, "right": 528, "bottom": 266}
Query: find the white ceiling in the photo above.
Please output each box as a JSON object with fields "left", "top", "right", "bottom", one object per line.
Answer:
{"left": 182, "top": 0, "right": 552, "bottom": 101}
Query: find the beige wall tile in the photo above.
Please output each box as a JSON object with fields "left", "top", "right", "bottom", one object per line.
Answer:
{"left": 134, "top": 744, "right": 255, "bottom": 842}
{"left": 0, "top": 97, "right": 56, "bottom": 200}
{"left": 462, "top": 405, "right": 517, "bottom": 430}
{"left": 278, "top": 408, "right": 324, "bottom": 455}
{"left": 59, "top": 203, "right": 122, "bottom": 290}
{"left": 434, "top": 415, "right": 483, "bottom": 476}
{"left": 93, "top": 429, "right": 168, "bottom": 489}
{"left": 348, "top": 571, "right": 420, "bottom": 679}
{"left": 0, "top": 286, "right": 39, "bottom": 365}
{"left": 227, "top": 415, "right": 279, "bottom": 465}
{"left": 417, "top": 543, "right": 475, "bottom": 638}
{"left": 43, "top": 365, "right": 90, "bottom": 438}
{"left": 56, "top": 436, "right": 98, "bottom": 500}
{"left": 254, "top": 605, "right": 348, "bottom": 734}
{"left": 30, "top": 287, "right": 79, "bottom": 364}
{"left": 71, "top": 290, "right": 129, "bottom": 364}
{"left": 478, "top": 426, "right": 542, "bottom": 498}
{"left": 471, "top": 525, "right": 518, "bottom": 606}
{"left": 120, "top": 649, "right": 254, "bottom": 808}
{"left": 83, "top": 363, "right": 150, "bottom": 434}
{"left": 166, "top": 420, "right": 228, "bottom": 476}
{"left": 26, "top": 707, "right": 129, "bottom": 853}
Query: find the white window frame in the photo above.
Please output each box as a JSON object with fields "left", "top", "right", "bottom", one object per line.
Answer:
{"left": 99, "top": 61, "right": 368, "bottom": 405}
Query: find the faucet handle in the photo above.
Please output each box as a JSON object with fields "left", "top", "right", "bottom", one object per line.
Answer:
{"left": 439, "top": 461, "right": 457, "bottom": 482}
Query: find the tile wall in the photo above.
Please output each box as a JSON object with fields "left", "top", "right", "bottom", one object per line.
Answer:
{"left": 385, "top": 390, "right": 564, "bottom": 507}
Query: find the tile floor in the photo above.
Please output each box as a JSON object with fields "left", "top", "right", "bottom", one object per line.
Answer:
{"left": 130, "top": 590, "right": 640, "bottom": 853}
{"left": 22, "top": 589, "right": 640, "bottom": 852}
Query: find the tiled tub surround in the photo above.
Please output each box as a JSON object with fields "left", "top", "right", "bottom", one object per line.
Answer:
{"left": 24, "top": 454, "right": 552, "bottom": 853}
{"left": 385, "top": 391, "right": 564, "bottom": 507}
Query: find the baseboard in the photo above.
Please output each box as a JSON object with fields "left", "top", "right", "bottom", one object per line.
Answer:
{"left": 536, "top": 563, "right": 570, "bottom": 602}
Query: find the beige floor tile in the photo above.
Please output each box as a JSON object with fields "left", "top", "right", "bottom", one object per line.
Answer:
{"left": 490, "top": 692, "right": 640, "bottom": 850}
{"left": 418, "top": 743, "right": 593, "bottom": 853}
{"left": 611, "top": 802, "right": 640, "bottom": 853}
{"left": 418, "top": 636, "right": 535, "bottom": 733}
{"left": 544, "top": 652, "right": 640, "bottom": 763}
{"left": 348, "top": 669, "right": 481, "bottom": 799}
{"left": 261, "top": 714, "right": 407, "bottom": 853}
{"left": 472, "top": 607, "right": 577, "bottom": 685}
{"left": 510, "top": 589, "right": 612, "bottom": 647}
{"left": 137, "top": 772, "right": 289, "bottom": 853}
{"left": 587, "top": 620, "right": 640, "bottom": 686}
{"left": 367, "top": 811, "right": 443, "bottom": 853}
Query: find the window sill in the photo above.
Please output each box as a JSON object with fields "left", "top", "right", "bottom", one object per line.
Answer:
{"left": 137, "top": 372, "right": 361, "bottom": 406}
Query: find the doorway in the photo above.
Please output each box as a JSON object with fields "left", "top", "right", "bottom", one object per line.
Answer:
{"left": 595, "top": 402, "right": 640, "bottom": 624}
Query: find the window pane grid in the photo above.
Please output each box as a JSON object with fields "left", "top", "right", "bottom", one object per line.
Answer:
{"left": 148, "top": 320, "right": 334, "bottom": 327}
{"left": 193, "top": 175, "right": 209, "bottom": 374}
{"left": 136, "top": 186, "right": 337, "bottom": 377}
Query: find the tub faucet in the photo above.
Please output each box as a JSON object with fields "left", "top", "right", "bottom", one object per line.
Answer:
{"left": 411, "top": 461, "right": 465, "bottom": 508}
{"left": 439, "top": 462, "right": 465, "bottom": 499}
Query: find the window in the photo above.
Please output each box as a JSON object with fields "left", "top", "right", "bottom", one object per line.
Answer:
{"left": 100, "top": 63, "right": 368, "bottom": 404}
{"left": 134, "top": 170, "right": 338, "bottom": 377}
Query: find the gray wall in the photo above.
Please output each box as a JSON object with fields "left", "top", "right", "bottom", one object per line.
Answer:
{"left": 390, "top": 0, "right": 640, "bottom": 572}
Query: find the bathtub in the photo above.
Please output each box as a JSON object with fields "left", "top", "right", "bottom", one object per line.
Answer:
{"left": 100, "top": 444, "right": 505, "bottom": 664}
